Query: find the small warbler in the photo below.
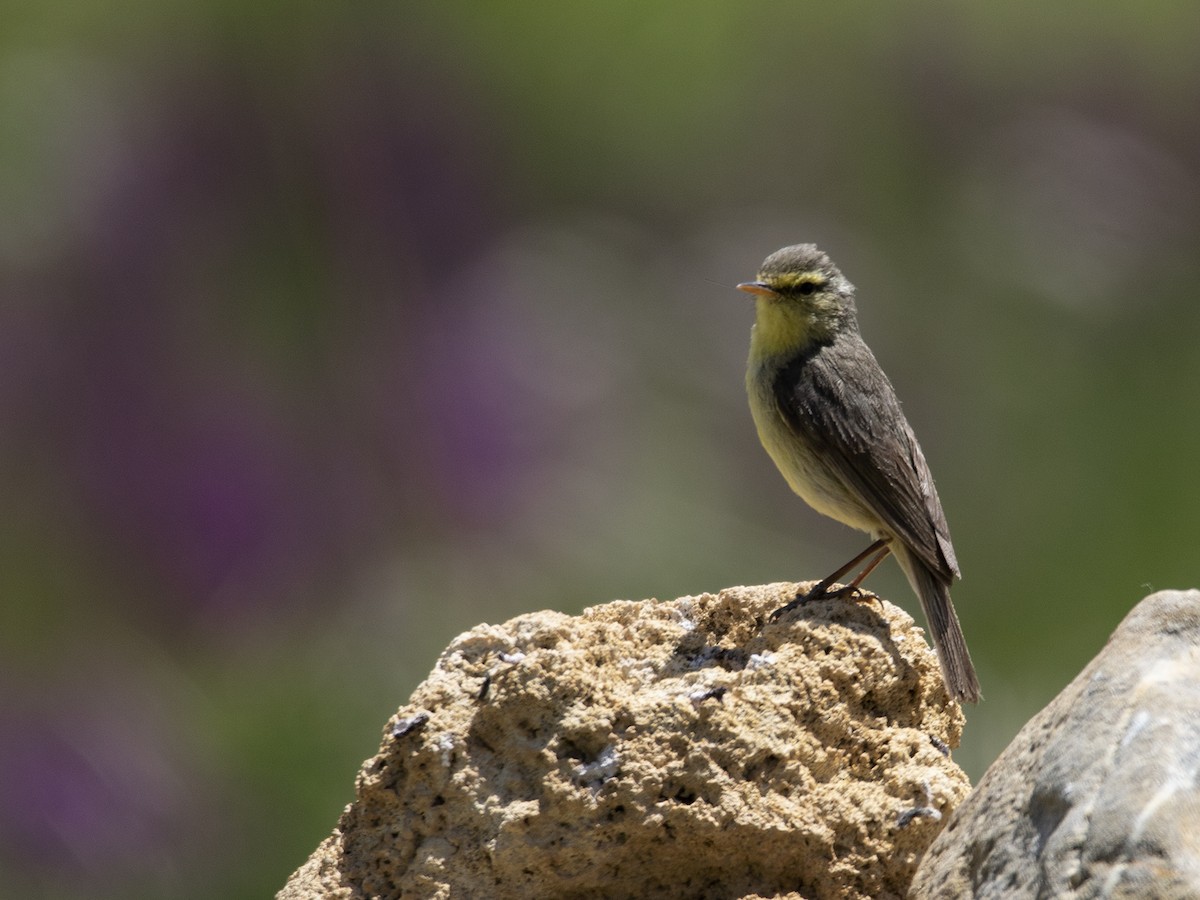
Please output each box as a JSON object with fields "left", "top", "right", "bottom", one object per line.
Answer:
{"left": 740, "top": 244, "right": 980, "bottom": 703}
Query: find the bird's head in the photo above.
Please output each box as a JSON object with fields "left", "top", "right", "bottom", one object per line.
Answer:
{"left": 738, "top": 244, "right": 857, "bottom": 352}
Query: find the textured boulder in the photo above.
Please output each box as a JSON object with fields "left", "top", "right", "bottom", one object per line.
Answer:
{"left": 279, "top": 583, "right": 970, "bottom": 900}
{"left": 912, "top": 588, "right": 1200, "bottom": 899}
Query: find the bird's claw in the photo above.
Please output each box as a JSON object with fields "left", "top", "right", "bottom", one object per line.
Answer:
{"left": 769, "top": 582, "right": 882, "bottom": 622}
{"left": 768, "top": 597, "right": 804, "bottom": 623}
{"left": 768, "top": 582, "right": 828, "bottom": 621}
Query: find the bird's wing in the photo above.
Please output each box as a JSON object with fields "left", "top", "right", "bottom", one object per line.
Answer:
{"left": 774, "top": 334, "right": 959, "bottom": 580}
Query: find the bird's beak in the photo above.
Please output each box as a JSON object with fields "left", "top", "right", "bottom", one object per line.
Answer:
{"left": 737, "top": 281, "right": 777, "bottom": 298}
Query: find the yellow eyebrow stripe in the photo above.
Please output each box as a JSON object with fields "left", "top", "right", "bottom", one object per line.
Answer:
{"left": 766, "top": 272, "right": 826, "bottom": 290}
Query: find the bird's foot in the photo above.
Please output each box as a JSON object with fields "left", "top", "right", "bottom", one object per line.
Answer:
{"left": 768, "top": 581, "right": 831, "bottom": 621}
{"left": 769, "top": 581, "right": 882, "bottom": 622}
{"left": 832, "top": 583, "right": 884, "bottom": 611}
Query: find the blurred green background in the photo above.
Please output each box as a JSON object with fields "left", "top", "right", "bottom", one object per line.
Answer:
{"left": 3, "top": 2, "right": 1200, "bottom": 896}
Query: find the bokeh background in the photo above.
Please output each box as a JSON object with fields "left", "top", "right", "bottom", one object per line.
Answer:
{"left": 4, "top": 2, "right": 1200, "bottom": 896}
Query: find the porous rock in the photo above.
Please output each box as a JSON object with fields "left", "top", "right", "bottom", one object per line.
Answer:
{"left": 279, "top": 583, "right": 969, "bottom": 900}
{"left": 912, "top": 588, "right": 1200, "bottom": 899}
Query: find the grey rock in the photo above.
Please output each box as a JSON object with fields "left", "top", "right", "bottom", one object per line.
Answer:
{"left": 913, "top": 589, "right": 1200, "bottom": 899}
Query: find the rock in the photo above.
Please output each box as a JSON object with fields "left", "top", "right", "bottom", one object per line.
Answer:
{"left": 912, "top": 588, "right": 1200, "bottom": 900}
{"left": 279, "top": 583, "right": 970, "bottom": 900}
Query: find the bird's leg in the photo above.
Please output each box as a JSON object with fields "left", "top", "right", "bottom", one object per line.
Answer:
{"left": 807, "top": 538, "right": 891, "bottom": 600}
{"left": 770, "top": 538, "right": 891, "bottom": 621}
{"left": 830, "top": 541, "right": 892, "bottom": 611}
{"left": 840, "top": 541, "right": 891, "bottom": 594}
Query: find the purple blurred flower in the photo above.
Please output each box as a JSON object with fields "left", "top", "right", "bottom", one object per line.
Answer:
{"left": 0, "top": 673, "right": 202, "bottom": 893}
{"left": 4, "top": 50, "right": 534, "bottom": 625}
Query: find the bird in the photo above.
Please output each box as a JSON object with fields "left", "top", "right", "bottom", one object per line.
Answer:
{"left": 740, "top": 244, "right": 980, "bottom": 703}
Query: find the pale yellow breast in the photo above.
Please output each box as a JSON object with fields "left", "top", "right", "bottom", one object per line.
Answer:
{"left": 746, "top": 355, "right": 883, "bottom": 538}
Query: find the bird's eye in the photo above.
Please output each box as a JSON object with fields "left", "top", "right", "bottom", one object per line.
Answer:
{"left": 797, "top": 281, "right": 817, "bottom": 296}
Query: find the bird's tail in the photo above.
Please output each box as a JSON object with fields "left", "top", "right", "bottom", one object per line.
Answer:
{"left": 900, "top": 553, "right": 981, "bottom": 703}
